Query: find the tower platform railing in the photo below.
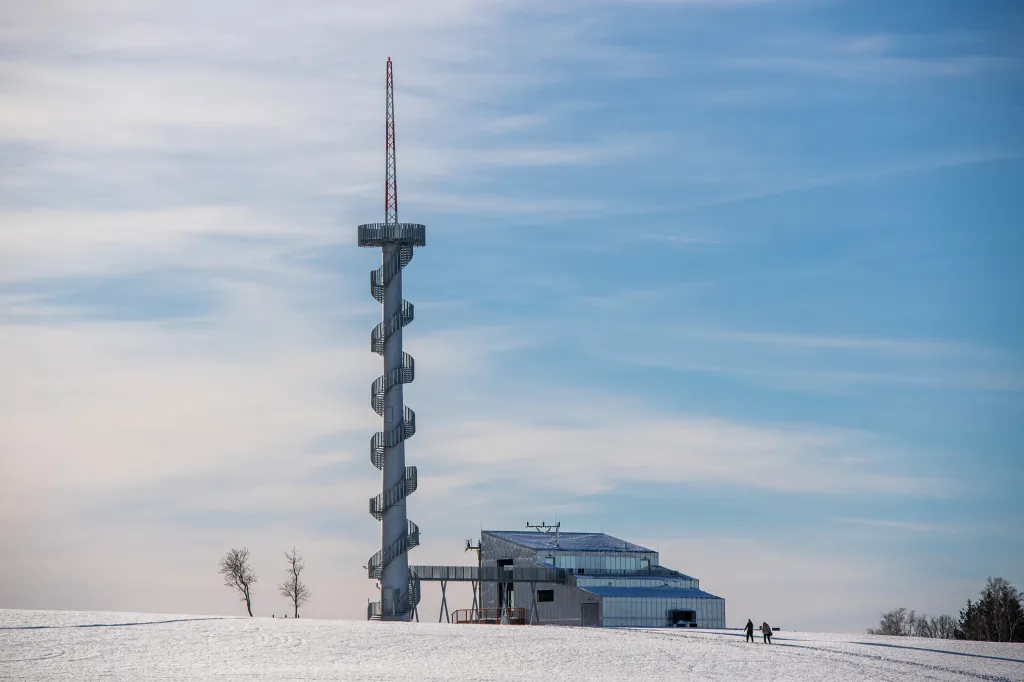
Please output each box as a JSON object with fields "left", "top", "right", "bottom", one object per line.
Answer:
{"left": 452, "top": 608, "right": 527, "bottom": 625}
{"left": 410, "top": 565, "right": 567, "bottom": 583}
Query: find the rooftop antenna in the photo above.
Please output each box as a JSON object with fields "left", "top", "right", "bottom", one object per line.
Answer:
{"left": 526, "top": 521, "right": 560, "bottom": 547}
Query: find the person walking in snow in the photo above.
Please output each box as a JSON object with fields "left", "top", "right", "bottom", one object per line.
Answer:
{"left": 761, "top": 621, "right": 773, "bottom": 644}
{"left": 745, "top": 619, "right": 755, "bottom": 643}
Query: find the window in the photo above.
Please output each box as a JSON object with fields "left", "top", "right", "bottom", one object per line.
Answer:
{"left": 537, "top": 590, "right": 554, "bottom": 603}
{"left": 670, "top": 609, "right": 696, "bottom": 624}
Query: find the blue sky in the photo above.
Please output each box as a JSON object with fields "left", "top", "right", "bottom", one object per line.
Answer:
{"left": 0, "top": 0, "right": 1021, "bottom": 632}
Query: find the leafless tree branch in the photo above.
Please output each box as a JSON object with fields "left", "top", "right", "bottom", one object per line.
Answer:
{"left": 279, "top": 547, "right": 311, "bottom": 619}
{"left": 219, "top": 547, "right": 258, "bottom": 617}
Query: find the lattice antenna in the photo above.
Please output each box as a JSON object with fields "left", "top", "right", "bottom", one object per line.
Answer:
{"left": 385, "top": 57, "right": 398, "bottom": 226}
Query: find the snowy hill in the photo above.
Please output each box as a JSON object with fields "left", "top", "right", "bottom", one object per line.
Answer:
{"left": 2, "top": 609, "right": 1022, "bottom": 681}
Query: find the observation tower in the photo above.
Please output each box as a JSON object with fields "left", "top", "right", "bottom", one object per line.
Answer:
{"left": 359, "top": 58, "right": 425, "bottom": 621}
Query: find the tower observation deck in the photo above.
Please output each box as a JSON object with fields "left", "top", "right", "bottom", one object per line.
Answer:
{"left": 359, "top": 58, "right": 426, "bottom": 621}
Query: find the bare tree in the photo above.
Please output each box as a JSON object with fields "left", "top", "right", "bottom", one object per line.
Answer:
{"left": 868, "top": 607, "right": 909, "bottom": 636}
{"left": 279, "top": 547, "right": 311, "bottom": 619}
{"left": 930, "top": 614, "right": 958, "bottom": 639}
{"left": 911, "top": 611, "right": 933, "bottom": 638}
{"left": 869, "top": 608, "right": 958, "bottom": 639}
{"left": 219, "top": 547, "right": 258, "bottom": 617}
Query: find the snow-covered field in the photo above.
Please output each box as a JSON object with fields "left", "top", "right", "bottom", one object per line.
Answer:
{"left": 2, "top": 609, "right": 1023, "bottom": 681}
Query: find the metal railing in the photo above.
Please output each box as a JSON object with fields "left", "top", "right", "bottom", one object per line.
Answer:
{"left": 367, "top": 520, "right": 420, "bottom": 580}
{"left": 368, "top": 575, "right": 421, "bottom": 621}
{"left": 369, "top": 467, "right": 417, "bottom": 521}
{"left": 358, "top": 223, "right": 426, "bottom": 247}
{"left": 410, "top": 565, "right": 567, "bottom": 583}
{"left": 452, "top": 608, "right": 528, "bottom": 625}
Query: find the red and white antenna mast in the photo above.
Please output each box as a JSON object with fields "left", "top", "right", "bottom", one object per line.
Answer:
{"left": 384, "top": 57, "right": 398, "bottom": 226}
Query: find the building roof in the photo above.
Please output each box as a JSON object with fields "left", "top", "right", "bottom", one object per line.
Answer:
{"left": 484, "top": 531, "right": 653, "bottom": 553}
{"left": 579, "top": 586, "right": 722, "bottom": 600}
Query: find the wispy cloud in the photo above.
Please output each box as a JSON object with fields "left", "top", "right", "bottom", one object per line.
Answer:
{"left": 725, "top": 29, "right": 1024, "bottom": 80}
{"left": 481, "top": 113, "right": 550, "bottom": 133}
{"left": 417, "top": 407, "right": 946, "bottom": 497}
{"left": 699, "top": 331, "right": 996, "bottom": 360}
{"left": 727, "top": 54, "right": 1024, "bottom": 79}
{"left": 668, "top": 148, "right": 1024, "bottom": 212}
{"left": 673, "top": 331, "right": 1024, "bottom": 393}
{"left": 404, "top": 192, "right": 611, "bottom": 217}
{"left": 0, "top": 61, "right": 311, "bottom": 149}
{"left": 610, "top": 0, "right": 775, "bottom": 6}
{"left": 0, "top": 207, "right": 330, "bottom": 280}
{"left": 835, "top": 518, "right": 958, "bottom": 534}
{"left": 607, "top": 333, "right": 1024, "bottom": 394}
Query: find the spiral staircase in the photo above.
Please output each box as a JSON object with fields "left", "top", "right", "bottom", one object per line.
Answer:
{"left": 359, "top": 221, "right": 425, "bottom": 620}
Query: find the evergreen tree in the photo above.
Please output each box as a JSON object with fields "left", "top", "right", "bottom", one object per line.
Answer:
{"left": 956, "top": 599, "right": 976, "bottom": 640}
{"left": 957, "top": 578, "right": 1024, "bottom": 642}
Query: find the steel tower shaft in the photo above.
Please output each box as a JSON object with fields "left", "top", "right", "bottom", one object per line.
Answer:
{"left": 358, "top": 58, "right": 425, "bottom": 621}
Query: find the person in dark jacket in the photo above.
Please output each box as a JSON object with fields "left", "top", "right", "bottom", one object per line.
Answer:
{"left": 761, "top": 621, "right": 773, "bottom": 644}
{"left": 745, "top": 619, "right": 755, "bottom": 642}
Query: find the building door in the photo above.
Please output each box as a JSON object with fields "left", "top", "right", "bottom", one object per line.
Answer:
{"left": 497, "top": 559, "right": 514, "bottom": 609}
{"left": 581, "top": 602, "right": 600, "bottom": 627}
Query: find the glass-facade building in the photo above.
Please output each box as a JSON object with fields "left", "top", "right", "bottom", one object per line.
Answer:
{"left": 479, "top": 530, "right": 726, "bottom": 628}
